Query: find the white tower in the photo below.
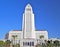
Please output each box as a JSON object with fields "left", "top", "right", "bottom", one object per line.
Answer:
{"left": 22, "top": 4, "right": 35, "bottom": 38}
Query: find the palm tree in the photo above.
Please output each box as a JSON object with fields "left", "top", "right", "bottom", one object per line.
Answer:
{"left": 47, "top": 40, "right": 54, "bottom": 47}
{"left": 12, "top": 35, "right": 17, "bottom": 47}
{"left": 50, "top": 40, "right": 53, "bottom": 47}
{"left": 54, "top": 40, "right": 59, "bottom": 47}
{"left": 40, "top": 35, "right": 44, "bottom": 39}
{"left": 39, "top": 35, "right": 44, "bottom": 47}
{"left": 44, "top": 40, "right": 47, "bottom": 47}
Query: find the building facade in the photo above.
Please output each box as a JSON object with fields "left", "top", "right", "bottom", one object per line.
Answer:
{"left": 5, "top": 4, "right": 48, "bottom": 47}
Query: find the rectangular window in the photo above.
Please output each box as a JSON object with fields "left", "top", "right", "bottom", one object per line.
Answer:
{"left": 29, "top": 42, "right": 31, "bottom": 46}
{"left": 23, "top": 42, "right": 34, "bottom": 46}
{"left": 28, "top": 42, "right": 29, "bottom": 46}
{"left": 23, "top": 42, "right": 28, "bottom": 46}
{"left": 32, "top": 42, "right": 34, "bottom": 46}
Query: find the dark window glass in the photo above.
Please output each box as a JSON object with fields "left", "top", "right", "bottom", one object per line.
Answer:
{"left": 30, "top": 42, "right": 31, "bottom": 46}
{"left": 32, "top": 42, "right": 34, "bottom": 46}
{"left": 23, "top": 42, "right": 34, "bottom": 46}
{"left": 28, "top": 42, "right": 29, "bottom": 46}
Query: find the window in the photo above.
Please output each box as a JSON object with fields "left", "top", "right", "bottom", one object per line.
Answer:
{"left": 23, "top": 42, "right": 34, "bottom": 46}
{"left": 28, "top": 42, "right": 29, "bottom": 46}
{"left": 23, "top": 42, "right": 27, "bottom": 46}
{"left": 30, "top": 42, "right": 31, "bottom": 46}
{"left": 32, "top": 42, "right": 34, "bottom": 46}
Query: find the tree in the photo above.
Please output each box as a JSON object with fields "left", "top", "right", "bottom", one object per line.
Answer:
{"left": 42, "top": 43, "right": 46, "bottom": 47}
{"left": 44, "top": 40, "right": 48, "bottom": 47}
{"left": 54, "top": 40, "right": 59, "bottom": 47}
{"left": 12, "top": 35, "right": 17, "bottom": 40}
{"left": 40, "top": 35, "right": 44, "bottom": 39}
{"left": 5, "top": 40, "right": 11, "bottom": 47}
{"left": 39, "top": 35, "right": 44, "bottom": 47}
{"left": 12, "top": 35, "right": 17, "bottom": 47}
{"left": 36, "top": 43, "right": 41, "bottom": 47}
{"left": 16, "top": 43, "right": 20, "bottom": 47}
{"left": 47, "top": 40, "right": 54, "bottom": 47}
{"left": 0, "top": 40, "right": 5, "bottom": 47}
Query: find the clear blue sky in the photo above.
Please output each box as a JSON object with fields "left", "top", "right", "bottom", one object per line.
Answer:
{"left": 0, "top": 0, "right": 60, "bottom": 39}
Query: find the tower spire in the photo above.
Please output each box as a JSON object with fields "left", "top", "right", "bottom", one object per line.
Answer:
{"left": 22, "top": 4, "right": 35, "bottom": 38}
{"left": 26, "top": 4, "right": 32, "bottom": 8}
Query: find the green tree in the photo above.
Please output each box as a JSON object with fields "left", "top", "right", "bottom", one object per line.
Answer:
{"left": 42, "top": 43, "right": 46, "bottom": 47}
{"left": 54, "top": 40, "right": 59, "bottom": 47}
{"left": 0, "top": 40, "right": 5, "bottom": 47}
{"left": 40, "top": 35, "right": 44, "bottom": 39}
{"left": 36, "top": 43, "right": 41, "bottom": 47}
{"left": 12, "top": 35, "right": 17, "bottom": 47}
{"left": 40, "top": 35, "right": 44, "bottom": 47}
{"left": 5, "top": 40, "right": 11, "bottom": 47}
{"left": 16, "top": 43, "right": 20, "bottom": 47}
{"left": 44, "top": 40, "right": 47, "bottom": 47}
{"left": 47, "top": 40, "right": 54, "bottom": 47}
